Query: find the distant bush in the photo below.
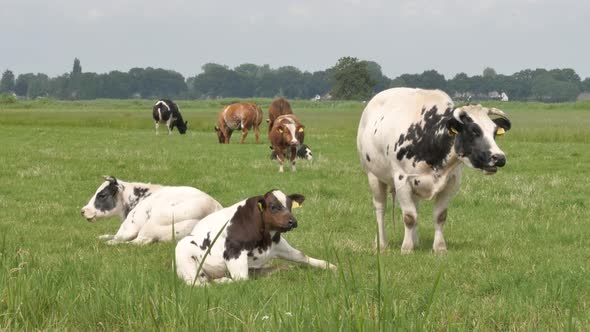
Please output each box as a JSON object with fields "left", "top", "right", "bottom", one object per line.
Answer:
{"left": 0, "top": 93, "right": 17, "bottom": 105}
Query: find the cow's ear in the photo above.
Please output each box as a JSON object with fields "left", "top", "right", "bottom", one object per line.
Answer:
{"left": 289, "top": 194, "right": 305, "bottom": 209}
{"left": 277, "top": 127, "right": 284, "bottom": 134}
{"left": 446, "top": 117, "right": 464, "bottom": 136}
{"left": 493, "top": 118, "right": 511, "bottom": 136}
{"left": 103, "top": 175, "right": 118, "bottom": 185}
{"left": 257, "top": 198, "right": 266, "bottom": 212}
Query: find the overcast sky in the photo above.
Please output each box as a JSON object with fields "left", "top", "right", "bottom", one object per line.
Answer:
{"left": 1, "top": 0, "right": 588, "bottom": 80}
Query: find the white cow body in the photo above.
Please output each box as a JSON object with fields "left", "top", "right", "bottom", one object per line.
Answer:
{"left": 357, "top": 88, "right": 511, "bottom": 253}
{"left": 81, "top": 177, "right": 222, "bottom": 245}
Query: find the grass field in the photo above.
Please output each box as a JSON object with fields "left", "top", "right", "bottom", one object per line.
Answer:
{"left": 1, "top": 98, "right": 589, "bottom": 330}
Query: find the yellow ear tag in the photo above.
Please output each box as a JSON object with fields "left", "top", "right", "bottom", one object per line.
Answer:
{"left": 496, "top": 128, "right": 505, "bottom": 136}
{"left": 449, "top": 127, "right": 458, "bottom": 136}
{"left": 291, "top": 201, "right": 300, "bottom": 209}
{"left": 257, "top": 202, "right": 263, "bottom": 211}
{"left": 278, "top": 128, "right": 283, "bottom": 134}
{"left": 298, "top": 127, "right": 304, "bottom": 133}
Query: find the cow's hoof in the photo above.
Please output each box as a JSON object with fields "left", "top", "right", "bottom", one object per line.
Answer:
{"left": 98, "top": 234, "right": 114, "bottom": 240}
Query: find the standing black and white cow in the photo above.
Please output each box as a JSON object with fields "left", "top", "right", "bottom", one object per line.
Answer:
{"left": 175, "top": 190, "right": 335, "bottom": 286}
{"left": 81, "top": 176, "right": 222, "bottom": 245}
{"left": 357, "top": 88, "right": 511, "bottom": 253}
{"left": 153, "top": 99, "right": 188, "bottom": 135}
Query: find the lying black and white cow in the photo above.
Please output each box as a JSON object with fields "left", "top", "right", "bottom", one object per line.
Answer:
{"left": 81, "top": 176, "right": 222, "bottom": 245}
{"left": 175, "top": 190, "right": 335, "bottom": 286}
{"left": 356, "top": 88, "right": 511, "bottom": 253}
{"left": 153, "top": 99, "right": 188, "bottom": 135}
{"left": 270, "top": 144, "right": 313, "bottom": 161}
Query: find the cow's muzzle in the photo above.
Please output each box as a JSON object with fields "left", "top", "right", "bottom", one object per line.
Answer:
{"left": 483, "top": 154, "right": 506, "bottom": 175}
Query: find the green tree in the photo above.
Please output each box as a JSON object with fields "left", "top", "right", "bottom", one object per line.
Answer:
{"left": 0, "top": 70, "right": 16, "bottom": 93}
{"left": 581, "top": 77, "right": 590, "bottom": 92}
{"left": 532, "top": 73, "right": 580, "bottom": 102}
{"left": 365, "top": 61, "right": 391, "bottom": 93}
{"left": 483, "top": 67, "right": 497, "bottom": 78}
{"left": 330, "top": 57, "right": 375, "bottom": 100}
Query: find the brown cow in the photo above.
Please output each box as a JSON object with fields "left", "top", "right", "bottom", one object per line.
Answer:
{"left": 269, "top": 114, "right": 305, "bottom": 172}
{"left": 267, "top": 98, "right": 293, "bottom": 132}
{"left": 215, "top": 102, "right": 263, "bottom": 144}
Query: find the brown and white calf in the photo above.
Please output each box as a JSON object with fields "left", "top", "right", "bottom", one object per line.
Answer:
{"left": 215, "top": 102, "right": 263, "bottom": 144}
{"left": 175, "top": 190, "right": 335, "bottom": 286}
{"left": 267, "top": 98, "right": 293, "bottom": 132}
{"left": 81, "top": 176, "right": 222, "bottom": 245}
{"left": 269, "top": 114, "right": 305, "bottom": 172}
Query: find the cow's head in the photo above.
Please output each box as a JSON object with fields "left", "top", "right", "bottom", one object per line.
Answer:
{"left": 275, "top": 122, "right": 304, "bottom": 146}
{"left": 446, "top": 105, "right": 511, "bottom": 174}
{"left": 173, "top": 119, "right": 188, "bottom": 134}
{"left": 81, "top": 176, "right": 124, "bottom": 222}
{"left": 296, "top": 144, "right": 313, "bottom": 160}
{"left": 258, "top": 190, "right": 305, "bottom": 232}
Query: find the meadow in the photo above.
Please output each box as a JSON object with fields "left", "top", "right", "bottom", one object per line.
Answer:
{"left": 0, "top": 97, "right": 589, "bottom": 330}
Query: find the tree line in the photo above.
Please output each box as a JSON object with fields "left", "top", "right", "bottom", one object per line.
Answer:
{"left": 1, "top": 57, "right": 589, "bottom": 102}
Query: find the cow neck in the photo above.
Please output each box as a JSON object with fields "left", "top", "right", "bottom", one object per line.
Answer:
{"left": 119, "top": 181, "right": 160, "bottom": 219}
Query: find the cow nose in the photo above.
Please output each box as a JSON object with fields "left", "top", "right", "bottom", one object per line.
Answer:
{"left": 491, "top": 154, "right": 506, "bottom": 167}
{"left": 288, "top": 219, "right": 297, "bottom": 228}
{"left": 80, "top": 209, "right": 85, "bottom": 216}
{"left": 290, "top": 140, "right": 298, "bottom": 146}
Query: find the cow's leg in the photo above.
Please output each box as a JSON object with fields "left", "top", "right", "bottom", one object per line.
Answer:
{"left": 395, "top": 178, "right": 420, "bottom": 254}
{"left": 166, "top": 119, "right": 172, "bottom": 135}
{"left": 290, "top": 145, "right": 297, "bottom": 171}
{"left": 274, "top": 148, "right": 286, "bottom": 172}
{"left": 139, "top": 219, "right": 199, "bottom": 243}
{"left": 225, "top": 254, "right": 249, "bottom": 282}
{"left": 254, "top": 125, "right": 260, "bottom": 144}
{"left": 155, "top": 121, "right": 159, "bottom": 135}
{"left": 98, "top": 234, "right": 114, "bottom": 240}
{"left": 105, "top": 220, "right": 140, "bottom": 245}
{"left": 239, "top": 128, "right": 249, "bottom": 144}
{"left": 368, "top": 173, "right": 388, "bottom": 250}
{"left": 274, "top": 238, "right": 337, "bottom": 270}
{"left": 175, "top": 236, "right": 209, "bottom": 286}
{"left": 223, "top": 128, "right": 232, "bottom": 144}
{"left": 432, "top": 173, "right": 461, "bottom": 253}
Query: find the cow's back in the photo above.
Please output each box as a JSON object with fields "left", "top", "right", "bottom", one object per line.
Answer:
{"left": 357, "top": 88, "right": 454, "bottom": 183}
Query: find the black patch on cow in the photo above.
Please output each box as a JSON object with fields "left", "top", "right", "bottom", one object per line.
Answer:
{"left": 366, "top": 154, "right": 371, "bottom": 162}
{"left": 399, "top": 175, "right": 404, "bottom": 180}
{"left": 200, "top": 232, "right": 212, "bottom": 250}
{"left": 380, "top": 115, "right": 385, "bottom": 122}
{"left": 223, "top": 196, "right": 272, "bottom": 261}
{"left": 94, "top": 182, "right": 120, "bottom": 213}
{"left": 386, "top": 144, "right": 389, "bottom": 156}
{"left": 247, "top": 250, "right": 254, "bottom": 257}
{"left": 272, "top": 232, "right": 281, "bottom": 243}
{"left": 200, "top": 272, "right": 206, "bottom": 278}
{"left": 145, "top": 208, "right": 151, "bottom": 221}
{"left": 253, "top": 257, "right": 258, "bottom": 261}
{"left": 395, "top": 106, "right": 454, "bottom": 169}
{"left": 374, "top": 128, "right": 377, "bottom": 135}
{"left": 134, "top": 187, "right": 149, "bottom": 198}
{"left": 414, "top": 179, "right": 420, "bottom": 186}
{"left": 190, "top": 240, "right": 198, "bottom": 247}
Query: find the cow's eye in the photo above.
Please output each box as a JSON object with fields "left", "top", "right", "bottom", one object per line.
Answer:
{"left": 471, "top": 129, "right": 480, "bottom": 137}
{"left": 270, "top": 204, "right": 281, "bottom": 213}
{"left": 97, "top": 193, "right": 106, "bottom": 199}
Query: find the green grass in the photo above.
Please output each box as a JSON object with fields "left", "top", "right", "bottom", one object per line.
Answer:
{"left": 1, "top": 98, "right": 589, "bottom": 330}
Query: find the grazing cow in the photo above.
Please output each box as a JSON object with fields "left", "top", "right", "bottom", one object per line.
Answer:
{"left": 81, "top": 176, "right": 222, "bottom": 245}
{"left": 270, "top": 144, "right": 313, "bottom": 161}
{"left": 215, "top": 102, "right": 263, "bottom": 144}
{"left": 153, "top": 99, "right": 188, "bottom": 135}
{"left": 269, "top": 114, "right": 305, "bottom": 172}
{"left": 267, "top": 98, "right": 293, "bottom": 132}
{"left": 356, "top": 88, "right": 511, "bottom": 253}
{"left": 175, "top": 190, "right": 336, "bottom": 286}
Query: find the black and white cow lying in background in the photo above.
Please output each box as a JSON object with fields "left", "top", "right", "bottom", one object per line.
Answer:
{"left": 356, "top": 88, "right": 511, "bottom": 253}
{"left": 270, "top": 144, "right": 313, "bottom": 161}
{"left": 175, "top": 190, "right": 335, "bottom": 286}
{"left": 153, "top": 99, "right": 188, "bottom": 135}
{"left": 81, "top": 176, "right": 222, "bottom": 245}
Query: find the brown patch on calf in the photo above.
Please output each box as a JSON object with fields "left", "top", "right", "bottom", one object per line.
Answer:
{"left": 223, "top": 191, "right": 305, "bottom": 260}
{"left": 403, "top": 214, "right": 416, "bottom": 228}
{"left": 436, "top": 209, "right": 447, "bottom": 225}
